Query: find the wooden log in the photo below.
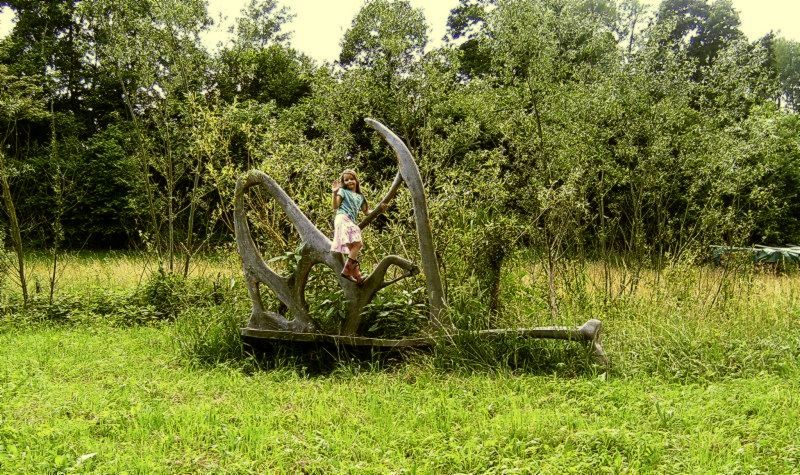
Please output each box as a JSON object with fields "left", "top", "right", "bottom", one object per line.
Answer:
{"left": 241, "top": 328, "right": 435, "bottom": 348}
{"left": 242, "top": 319, "right": 608, "bottom": 365}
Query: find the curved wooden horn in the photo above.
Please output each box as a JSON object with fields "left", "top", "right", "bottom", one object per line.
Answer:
{"left": 359, "top": 171, "right": 402, "bottom": 230}
{"left": 234, "top": 170, "right": 331, "bottom": 331}
{"left": 364, "top": 118, "right": 448, "bottom": 329}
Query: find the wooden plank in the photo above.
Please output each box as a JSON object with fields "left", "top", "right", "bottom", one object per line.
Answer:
{"left": 240, "top": 328, "right": 436, "bottom": 348}
{"left": 241, "top": 324, "right": 596, "bottom": 347}
{"left": 240, "top": 318, "right": 608, "bottom": 365}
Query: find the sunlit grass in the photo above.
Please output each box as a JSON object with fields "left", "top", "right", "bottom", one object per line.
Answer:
{"left": 1, "top": 250, "right": 798, "bottom": 381}
{"left": 0, "top": 326, "right": 798, "bottom": 473}
{"left": 0, "top": 251, "right": 798, "bottom": 471}
{"left": 5, "top": 251, "right": 241, "bottom": 296}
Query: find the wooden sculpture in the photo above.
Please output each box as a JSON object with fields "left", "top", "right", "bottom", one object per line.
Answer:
{"left": 235, "top": 118, "right": 607, "bottom": 364}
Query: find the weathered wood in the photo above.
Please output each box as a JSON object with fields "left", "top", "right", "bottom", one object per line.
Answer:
{"left": 233, "top": 119, "right": 610, "bottom": 367}
{"left": 469, "top": 319, "right": 607, "bottom": 365}
{"left": 241, "top": 328, "right": 435, "bottom": 348}
{"left": 242, "top": 319, "right": 608, "bottom": 365}
{"left": 233, "top": 121, "right": 426, "bottom": 335}
{"left": 234, "top": 171, "right": 324, "bottom": 332}
{"left": 364, "top": 119, "right": 448, "bottom": 329}
{"left": 359, "top": 171, "right": 402, "bottom": 230}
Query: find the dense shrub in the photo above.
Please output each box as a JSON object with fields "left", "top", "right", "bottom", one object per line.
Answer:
{"left": 174, "top": 302, "right": 248, "bottom": 366}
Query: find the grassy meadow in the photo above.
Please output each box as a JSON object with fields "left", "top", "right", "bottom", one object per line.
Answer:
{"left": 1, "top": 252, "right": 799, "bottom": 473}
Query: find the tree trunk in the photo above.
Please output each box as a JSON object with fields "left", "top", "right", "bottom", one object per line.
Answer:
{"left": 0, "top": 150, "right": 27, "bottom": 304}
{"left": 49, "top": 248, "right": 58, "bottom": 305}
{"left": 182, "top": 160, "right": 202, "bottom": 278}
{"left": 545, "top": 227, "right": 559, "bottom": 321}
{"left": 165, "top": 130, "right": 175, "bottom": 274}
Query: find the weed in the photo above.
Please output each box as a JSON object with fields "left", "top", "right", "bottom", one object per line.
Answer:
{"left": 133, "top": 268, "right": 188, "bottom": 320}
{"left": 361, "top": 287, "right": 428, "bottom": 338}
{"left": 174, "top": 302, "right": 248, "bottom": 366}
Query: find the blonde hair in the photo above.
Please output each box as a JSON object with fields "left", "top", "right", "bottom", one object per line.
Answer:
{"left": 340, "top": 169, "right": 362, "bottom": 195}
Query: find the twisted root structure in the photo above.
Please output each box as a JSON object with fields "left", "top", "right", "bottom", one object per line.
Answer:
{"left": 234, "top": 118, "right": 607, "bottom": 365}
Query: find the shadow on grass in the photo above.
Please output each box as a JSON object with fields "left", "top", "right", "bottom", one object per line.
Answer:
{"left": 239, "top": 333, "right": 604, "bottom": 378}
{"left": 241, "top": 337, "right": 424, "bottom": 376}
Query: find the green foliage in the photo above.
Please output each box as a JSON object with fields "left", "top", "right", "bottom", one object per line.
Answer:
{"left": 64, "top": 124, "right": 140, "bottom": 247}
{"left": 132, "top": 269, "right": 188, "bottom": 320}
{"left": 2, "top": 0, "right": 799, "bottom": 259}
{"left": 0, "top": 288, "right": 154, "bottom": 326}
{"left": 302, "top": 261, "right": 347, "bottom": 333}
{"left": 231, "top": 0, "right": 292, "bottom": 48}
{"left": 174, "top": 302, "right": 247, "bottom": 366}
{"left": 215, "top": 44, "right": 313, "bottom": 107}
{"left": 2, "top": 251, "right": 799, "bottom": 381}
{"left": 339, "top": 0, "right": 427, "bottom": 74}
{"left": 0, "top": 257, "right": 246, "bottom": 328}
{"left": 775, "top": 37, "right": 800, "bottom": 111}
{"left": 656, "top": 0, "right": 744, "bottom": 69}
{"left": 361, "top": 287, "right": 428, "bottom": 338}
{"left": 0, "top": 65, "right": 49, "bottom": 125}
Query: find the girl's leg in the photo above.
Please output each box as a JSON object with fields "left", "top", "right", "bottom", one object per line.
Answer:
{"left": 344, "top": 241, "right": 364, "bottom": 283}
{"left": 346, "top": 241, "right": 363, "bottom": 261}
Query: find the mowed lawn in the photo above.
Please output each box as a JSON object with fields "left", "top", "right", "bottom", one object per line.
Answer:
{"left": 1, "top": 325, "right": 798, "bottom": 474}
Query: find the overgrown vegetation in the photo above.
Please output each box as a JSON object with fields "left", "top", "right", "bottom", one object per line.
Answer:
{"left": 0, "top": 0, "right": 799, "bottom": 470}
{"left": 0, "top": 0, "right": 800, "bottom": 350}
{"left": 0, "top": 0, "right": 799, "bottom": 297}
{"left": 1, "top": 252, "right": 796, "bottom": 382}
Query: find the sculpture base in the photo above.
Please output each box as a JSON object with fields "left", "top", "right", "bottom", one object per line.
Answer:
{"left": 241, "top": 327, "right": 435, "bottom": 348}
{"left": 241, "top": 318, "right": 608, "bottom": 365}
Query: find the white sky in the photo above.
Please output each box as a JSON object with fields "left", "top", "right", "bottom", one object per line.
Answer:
{"left": 1, "top": 1, "right": 799, "bottom": 64}
{"left": 203, "top": 0, "right": 457, "bottom": 63}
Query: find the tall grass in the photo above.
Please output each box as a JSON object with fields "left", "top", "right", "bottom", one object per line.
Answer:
{"left": 10, "top": 250, "right": 240, "bottom": 296}
{"left": 1, "top": 252, "right": 798, "bottom": 472}
{"left": 1, "top": 251, "right": 798, "bottom": 381}
{"left": 492, "top": 254, "right": 800, "bottom": 380}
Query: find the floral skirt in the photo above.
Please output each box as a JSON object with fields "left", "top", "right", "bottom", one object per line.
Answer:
{"left": 331, "top": 214, "right": 362, "bottom": 255}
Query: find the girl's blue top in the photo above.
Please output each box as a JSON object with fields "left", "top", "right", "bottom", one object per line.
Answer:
{"left": 336, "top": 188, "right": 364, "bottom": 222}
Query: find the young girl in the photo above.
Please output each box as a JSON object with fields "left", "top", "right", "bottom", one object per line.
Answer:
{"left": 330, "top": 169, "right": 380, "bottom": 284}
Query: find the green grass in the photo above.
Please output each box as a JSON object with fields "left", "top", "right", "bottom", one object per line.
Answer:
{"left": 1, "top": 252, "right": 799, "bottom": 472}
{"left": 1, "top": 324, "right": 799, "bottom": 473}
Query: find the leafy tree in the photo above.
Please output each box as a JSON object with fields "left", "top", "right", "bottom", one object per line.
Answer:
{"left": 0, "top": 0, "right": 83, "bottom": 110}
{"left": 430, "top": 0, "right": 622, "bottom": 317}
{"left": 214, "top": 0, "right": 312, "bottom": 107}
{"left": 80, "top": 0, "right": 213, "bottom": 270}
{"left": 339, "top": 0, "right": 427, "bottom": 81}
{"left": 775, "top": 37, "right": 800, "bottom": 111}
{"left": 698, "top": 36, "right": 779, "bottom": 123}
{"left": 306, "top": 0, "right": 431, "bottom": 184}
{"left": 231, "top": 0, "right": 292, "bottom": 48}
{"left": 0, "top": 65, "right": 49, "bottom": 303}
{"left": 62, "top": 124, "right": 139, "bottom": 247}
{"left": 611, "top": 0, "right": 650, "bottom": 57}
{"left": 655, "top": 0, "right": 744, "bottom": 71}
{"left": 445, "top": 0, "right": 496, "bottom": 78}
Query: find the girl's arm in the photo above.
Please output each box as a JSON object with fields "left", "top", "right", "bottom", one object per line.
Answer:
{"left": 362, "top": 199, "right": 386, "bottom": 215}
{"left": 331, "top": 180, "right": 342, "bottom": 211}
{"left": 333, "top": 193, "right": 342, "bottom": 211}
